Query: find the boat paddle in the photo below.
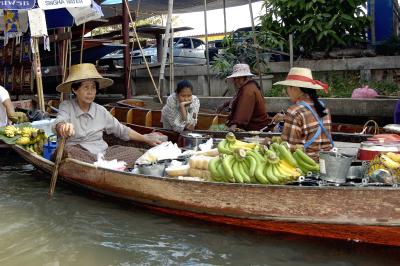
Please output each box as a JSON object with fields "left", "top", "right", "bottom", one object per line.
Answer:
{"left": 49, "top": 137, "right": 66, "bottom": 198}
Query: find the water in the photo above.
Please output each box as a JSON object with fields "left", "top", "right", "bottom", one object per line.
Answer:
{"left": 1, "top": 151, "right": 400, "bottom": 266}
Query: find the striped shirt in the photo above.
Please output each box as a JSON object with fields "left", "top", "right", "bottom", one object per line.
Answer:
{"left": 161, "top": 93, "right": 200, "bottom": 133}
{"left": 281, "top": 99, "right": 333, "bottom": 160}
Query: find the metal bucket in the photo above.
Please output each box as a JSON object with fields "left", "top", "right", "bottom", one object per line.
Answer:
{"left": 319, "top": 151, "right": 354, "bottom": 183}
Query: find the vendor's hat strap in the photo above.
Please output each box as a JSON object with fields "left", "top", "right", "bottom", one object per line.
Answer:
{"left": 287, "top": 74, "right": 329, "bottom": 93}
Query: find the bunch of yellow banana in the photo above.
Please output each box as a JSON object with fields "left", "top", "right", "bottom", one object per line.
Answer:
{"left": 3, "top": 125, "right": 20, "bottom": 137}
{"left": 380, "top": 154, "right": 400, "bottom": 170}
{"left": 367, "top": 153, "right": 400, "bottom": 183}
{"left": 217, "top": 132, "right": 256, "bottom": 155}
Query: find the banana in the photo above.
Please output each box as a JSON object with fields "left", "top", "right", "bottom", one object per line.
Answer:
{"left": 15, "top": 136, "right": 30, "bottom": 145}
{"left": 273, "top": 143, "right": 298, "bottom": 168}
{"left": 294, "top": 149, "right": 317, "bottom": 167}
{"left": 216, "top": 162, "right": 226, "bottom": 181}
{"left": 245, "top": 155, "right": 257, "bottom": 178}
{"left": 278, "top": 161, "right": 301, "bottom": 178}
{"left": 380, "top": 154, "right": 400, "bottom": 169}
{"left": 293, "top": 152, "right": 319, "bottom": 173}
{"left": 232, "top": 161, "right": 244, "bottom": 183}
{"left": 254, "top": 163, "right": 269, "bottom": 184}
{"left": 238, "top": 161, "right": 251, "bottom": 183}
{"left": 386, "top": 152, "right": 400, "bottom": 163}
{"left": 247, "top": 150, "right": 265, "bottom": 164}
{"left": 232, "top": 140, "right": 257, "bottom": 149}
{"left": 222, "top": 154, "right": 235, "bottom": 182}
{"left": 265, "top": 164, "right": 280, "bottom": 184}
{"left": 208, "top": 157, "right": 222, "bottom": 179}
{"left": 271, "top": 164, "right": 287, "bottom": 183}
{"left": 218, "top": 139, "right": 233, "bottom": 155}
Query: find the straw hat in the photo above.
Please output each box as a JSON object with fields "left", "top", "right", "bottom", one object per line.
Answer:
{"left": 56, "top": 63, "right": 113, "bottom": 93}
{"left": 273, "top": 67, "right": 329, "bottom": 93}
{"left": 225, "top": 63, "right": 255, "bottom": 80}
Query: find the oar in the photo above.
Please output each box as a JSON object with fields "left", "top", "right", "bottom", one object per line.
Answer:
{"left": 49, "top": 137, "right": 66, "bottom": 198}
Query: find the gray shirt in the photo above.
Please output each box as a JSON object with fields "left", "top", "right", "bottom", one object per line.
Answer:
{"left": 53, "top": 99, "right": 131, "bottom": 155}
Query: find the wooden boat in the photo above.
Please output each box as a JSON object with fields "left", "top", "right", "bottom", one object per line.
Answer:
{"left": 11, "top": 142, "right": 400, "bottom": 247}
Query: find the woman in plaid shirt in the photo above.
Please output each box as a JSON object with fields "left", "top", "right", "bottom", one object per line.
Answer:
{"left": 273, "top": 67, "right": 334, "bottom": 160}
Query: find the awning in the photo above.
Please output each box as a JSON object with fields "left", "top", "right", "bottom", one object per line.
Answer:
{"left": 100, "top": 0, "right": 261, "bottom": 19}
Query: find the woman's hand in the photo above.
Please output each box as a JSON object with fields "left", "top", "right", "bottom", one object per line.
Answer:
{"left": 57, "top": 122, "right": 75, "bottom": 138}
{"left": 271, "top": 113, "right": 285, "bottom": 124}
{"left": 180, "top": 101, "right": 192, "bottom": 107}
{"left": 185, "top": 123, "right": 195, "bottom": 131}
{"left": 144, "top": 136, "right": 162, "bottom": 147}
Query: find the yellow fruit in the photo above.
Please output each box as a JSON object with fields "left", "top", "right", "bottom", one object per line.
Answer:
{"left": 380, "top": 155, "right": 400, "bottom": 170}
{"left": 16, "top": 136, "right": 31, "bottom": 145}
{"left": 386, "top": 152, "right": 400, "bottom": 163}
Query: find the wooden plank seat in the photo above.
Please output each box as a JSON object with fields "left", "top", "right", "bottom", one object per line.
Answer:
{"left": 109, "top": 106, "right": 131, "bottom": 123}
{"left": 127, "top": 108, "right": 152, "bottom": 127}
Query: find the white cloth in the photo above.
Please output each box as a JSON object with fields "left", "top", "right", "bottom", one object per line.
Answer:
{"left": 0, "top": 86, "right": 11, "bottom": 127}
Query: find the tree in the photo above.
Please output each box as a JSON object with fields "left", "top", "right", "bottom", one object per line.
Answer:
{"left": 260, "top": 0, "right": 371, "bottom": 57}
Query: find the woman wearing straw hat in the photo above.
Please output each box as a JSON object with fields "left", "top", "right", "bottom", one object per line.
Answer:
{"left": 53, "top": 63, "right": 161, "bottom": 165}
{"left": 218, "top": 63, "right": 268, "bottom": 131}
{"left": 273, "top": 67, "right": 334, "bottom": 160}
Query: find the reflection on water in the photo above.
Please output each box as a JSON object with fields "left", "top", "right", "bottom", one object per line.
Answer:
{"left": 0, "top": 151, "right": 399, "bottom": 266}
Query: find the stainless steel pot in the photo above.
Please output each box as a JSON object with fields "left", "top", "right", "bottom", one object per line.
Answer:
{"left": 181, "top": 133, "right": 211, "bottom": 149}
{"left": 137, "top": 163, "right": 165, "bottom": 177}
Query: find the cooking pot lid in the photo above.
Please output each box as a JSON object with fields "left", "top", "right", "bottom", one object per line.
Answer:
{"left": 367, "top": 134, "right": 400, "bottom": 143}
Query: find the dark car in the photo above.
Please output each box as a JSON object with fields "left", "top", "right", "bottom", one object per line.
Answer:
{"left": 206, "top": 39, "right": 225, "bottom": 62}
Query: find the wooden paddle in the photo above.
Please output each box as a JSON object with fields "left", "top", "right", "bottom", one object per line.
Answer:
{"left": 49, "top": 137, "right": 66, "bottom": 198}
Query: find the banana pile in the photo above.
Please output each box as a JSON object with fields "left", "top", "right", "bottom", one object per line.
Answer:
{"left": 208, "top": 133, "right": 319, "bottom": 184}
{"left": 1, "top": 125, "right": 48, "bottom": 155}
{"left": 8, "top": 112, "right": 29, "bottom": 123}
{"left": 368, "top": 152, "right": 400, "bottom": 182}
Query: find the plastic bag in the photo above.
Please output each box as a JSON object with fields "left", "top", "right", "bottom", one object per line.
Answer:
{"left": 351, "top": 85, "right": 378, "bottom": 99}
{"left": 94, "top": 153, "right": 127, "bottom": 171}
{"left": 136, "top": 141, "right": 182, "bottom": 164}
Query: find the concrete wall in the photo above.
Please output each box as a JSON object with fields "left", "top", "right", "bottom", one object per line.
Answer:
{"left": 130, "top": 56, "right": 400, "bottom": 97}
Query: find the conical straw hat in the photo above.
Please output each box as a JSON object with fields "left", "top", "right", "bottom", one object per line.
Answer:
{"left": 56, "top": 63, "right": 113, "bottom": 93}
{"left": 273, "top": 67, "right": 329, "bottom": 92}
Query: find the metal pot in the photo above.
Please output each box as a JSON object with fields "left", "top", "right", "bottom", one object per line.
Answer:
{"left": 357, "top": 140, "right": 400, "bottom": 161}
{"left": 180, "top": 133, "right": 211, "bottom": 149}
{"left": 137, "top": 163, "right": 165, "bottom": 177}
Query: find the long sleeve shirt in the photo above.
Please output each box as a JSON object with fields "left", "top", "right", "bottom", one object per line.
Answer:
{"left": 395, "top": 100, "right": 400, "bottom": 124}
{"left": 53, "top": 99, "right": 131, "bottom": 155}
{"left": 161, "top": 93, "right": 200, "bottom": 133}
{"left": 227, "top": 80, "right": 268, "bottom": 131}
{"left": 281, "top": 99, "right": 333, "bottom": 160}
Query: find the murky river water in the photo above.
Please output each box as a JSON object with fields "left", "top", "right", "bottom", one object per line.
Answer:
{"left": 1, "top": 150, "right": 400, "bottom": 266}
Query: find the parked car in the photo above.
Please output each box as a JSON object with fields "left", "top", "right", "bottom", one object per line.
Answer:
{"left": 97, "top": 37, "right": 206, "bottom": 69}
{"left": 206, "top": 39, "right": 225, "bottom": 62}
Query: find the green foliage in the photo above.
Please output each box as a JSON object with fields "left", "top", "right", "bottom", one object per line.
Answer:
{"left": 267, "top": 75, "right": 399, "bottom": 98}
{"left": 212, "top": 30, "right": 286, "bottom": 78}
{"left": 260, "top": 0, "right": 370, "bottom": 57}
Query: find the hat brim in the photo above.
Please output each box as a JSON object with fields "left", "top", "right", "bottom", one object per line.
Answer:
{"left": 225, "top": 72, "right": 254, "bottom": 81}
{"left": 56, "top": 77, "right": 114, "bottom": 93}
{"left": 273, "top": 80, "right": 324, "bottom": 90}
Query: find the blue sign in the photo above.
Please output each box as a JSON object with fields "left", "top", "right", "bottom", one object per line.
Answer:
{"left": 0, "top": 0, "right": 35, "bottom": 10}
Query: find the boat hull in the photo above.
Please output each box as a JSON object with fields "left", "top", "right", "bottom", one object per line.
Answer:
{"left": 12, "top": 144, "right": 400, "bottom": 247}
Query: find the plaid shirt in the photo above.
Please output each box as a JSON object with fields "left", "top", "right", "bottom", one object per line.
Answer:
{"left": 161, "top": 93, "right": 200, "bottom": 133}
{"left": 281, "top": 100, "right": 333, "bottom": 160}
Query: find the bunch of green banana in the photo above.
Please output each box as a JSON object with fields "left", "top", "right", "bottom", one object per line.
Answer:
{"left": 217, "top": 132, "right": 256, "bottom": 155}
{"left": 8, "top": 112, "right": 29, "bottom": 123}
{"left": 292, "top": 149, "right": 320, "bottom": 174}
{"left": 208, "top": 146, "right": 301, "bottom": 185}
